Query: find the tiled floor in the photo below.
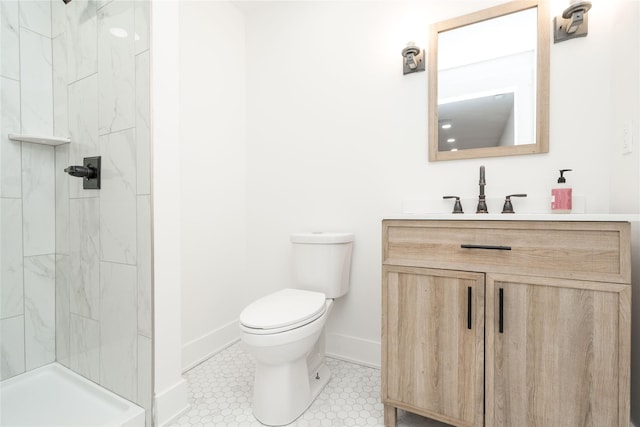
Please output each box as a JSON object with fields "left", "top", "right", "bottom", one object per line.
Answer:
{"left": 168, "top": 342, "right": 449, "bottom": 427}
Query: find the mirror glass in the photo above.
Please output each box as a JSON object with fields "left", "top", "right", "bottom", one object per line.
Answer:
{"left": 428, "top": 1, "right": 549, "bottom": 161}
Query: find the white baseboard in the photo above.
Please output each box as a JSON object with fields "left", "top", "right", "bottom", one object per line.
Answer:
{"left": 326, "top": 332, "right": 381, "bottom": 369}
{"left": 154, "top": 378, "right": 189, "bottom": 427}
{"left": 182, "top": 325, "right": 381, "bottom": 371}
{"left": 181, "top": 320, "right": 240, "bottom": 372}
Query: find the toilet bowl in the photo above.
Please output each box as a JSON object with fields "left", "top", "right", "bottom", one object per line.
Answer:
{"left": 239, "top": 232, "right": 353, "bottom": 426}
{"left": 240, "top": 290, "right": 333, "bottom": 426}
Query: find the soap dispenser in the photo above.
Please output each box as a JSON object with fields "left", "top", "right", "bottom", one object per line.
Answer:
{"left": 551, "top": 169, "right": 572, "bottom": 213}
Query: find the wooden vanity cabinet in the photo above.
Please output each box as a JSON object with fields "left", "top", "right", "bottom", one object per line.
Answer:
{"left": 381, "top": 220, "right": 631, "bottom": 427}
{"left": 383, "top": 266, "right": 485, "bottom": 427}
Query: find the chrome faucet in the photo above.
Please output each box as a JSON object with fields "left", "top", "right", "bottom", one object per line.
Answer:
{"left": 476, "top": 165, "right": 488, "bottom": 213}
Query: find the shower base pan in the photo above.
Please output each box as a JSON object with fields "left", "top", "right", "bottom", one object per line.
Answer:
{"left": 1, "top": 363, "right": 145, "bottom": 427}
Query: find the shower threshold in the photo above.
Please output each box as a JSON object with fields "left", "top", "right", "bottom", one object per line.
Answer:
{"left": 0, "top": 363, "right": 145, "bottom": 427}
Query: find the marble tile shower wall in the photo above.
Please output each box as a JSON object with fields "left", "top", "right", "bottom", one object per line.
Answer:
{"left": 1, "top": 0, "right": 56, "bottom": 381}
{"left": 0, "top": 0, "right": 152, "bottom": 424}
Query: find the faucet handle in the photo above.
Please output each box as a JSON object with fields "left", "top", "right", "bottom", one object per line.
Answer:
{"left": 502, "top": 194, "right": 527, "bottom": 214}
{"left": 443, "top": 196, "right": 464, "bottom": 214}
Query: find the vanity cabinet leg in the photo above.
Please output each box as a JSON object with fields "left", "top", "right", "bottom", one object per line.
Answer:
{"left": 383, "top": 404, "right": 397, "bottom": 427}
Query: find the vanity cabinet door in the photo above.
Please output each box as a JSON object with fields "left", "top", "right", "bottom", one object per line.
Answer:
{"left": 382, "top": 266, "right": 485, "bottom": 427}
{"left": 486, "top": 274, "right": 631, "bottom": 427}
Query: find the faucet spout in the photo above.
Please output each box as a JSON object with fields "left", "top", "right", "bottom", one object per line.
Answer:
{"left": 477, "top": 165, "right": 488, "bottom": 213}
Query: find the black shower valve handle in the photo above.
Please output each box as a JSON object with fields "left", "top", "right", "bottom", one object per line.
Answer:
{"left": 64, "top": 165, "right": 97, "bottom": 179}
{"left": 64, "top": 156, "right": 101, "bottom": 189}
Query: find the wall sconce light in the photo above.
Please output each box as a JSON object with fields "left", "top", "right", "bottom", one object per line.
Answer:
{"left": 401, "top": 41, "right": 425, "bottom": 75}
{"left": 554, "top": 0, "right": 592, "bottom": 43}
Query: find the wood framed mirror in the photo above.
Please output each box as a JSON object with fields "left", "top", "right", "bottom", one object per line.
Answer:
{"left": 428, "top": 0, "right": 549, "bottom": 161}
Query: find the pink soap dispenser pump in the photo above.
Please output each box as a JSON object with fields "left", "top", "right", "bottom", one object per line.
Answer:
{"left": 551, "top": 169, "right": 572, "bottom": 213}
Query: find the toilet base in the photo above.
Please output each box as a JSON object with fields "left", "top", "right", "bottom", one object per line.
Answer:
{"left": 308, "top": 363, "right": 331, "bottom": 411}
{"left": 252, "top": 361, "right": 331, "bottom": 426}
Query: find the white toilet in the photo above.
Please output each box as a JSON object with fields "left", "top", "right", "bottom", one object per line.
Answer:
{"left": 239, "top": 232, "right": 354, "bottom": 426}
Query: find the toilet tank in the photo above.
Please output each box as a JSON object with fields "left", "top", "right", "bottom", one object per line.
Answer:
{"left": 290, "top": 232, "right": 354, "bottom": 298}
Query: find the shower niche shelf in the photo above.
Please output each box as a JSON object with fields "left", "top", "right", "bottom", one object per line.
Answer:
{"left": 8, "top": 134, "right": 71, "bottom": 146}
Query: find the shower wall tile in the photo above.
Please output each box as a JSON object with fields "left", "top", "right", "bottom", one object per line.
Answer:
{"left": 24, "top": 254, "right": 56, "bottom": 371}
{"left": 56, "top": 254, "right": 71, "bottom": 367}
{"left": 1, "top": 198, "right": 23, "bottom": 319}
{"left": 137, "top": 195, "right": 151, "bottom": 337}
{"left": 51, "top": 0, "right": 66, "bottom": 38}
{"left": 53, "top": 34, "right": 69, "bottom": 138}
{"left": 1, "top": 0, "right": 19, "bottom": 80}
{"left": 69, "top": 313, "right": 100, "bottom": 382}
{"left": 100, "top": 261, "right": 137, "bottom": 402}
{"left": 0, "top": 77, "right": 21, "bottom": 198}
{"left": 134, "top": 0, "right": 149, "bottom": 55}
{"left": 19, "top": 0, "right": 51, "bottom": 38}
{"left": 19, "top": 27, "right": 53, "bottom": 135}
{"left": 22, "top": 143, "right": 55, "bottom": 256}
{"left": 137, "top": 334, "right": 152, "bottom": 410}
{"left": 68, "top": 73, "right": 99, "bottom": 199}
{"left": 135, "top": 50, "right": 150, "bottom": 195}
{"left": 66, "top": 0, "right": 97, "bottom": 83}
{"left": 69, "top": 197, "right": 100, "bottom": 319}
{"left": 100, "top": 128, "right": 136, "bottom": 265}
{"left": 96, "top": 0, "right": 114, "bottom": 11}
{"left": 55, "top": 145, "right": 70, "bottom": 254}
{"left": 0, "top": 315, "right": 25, "bottom": 380}
{"left": 0, "top": 0, "right": 154, "bottom": 406}
{"left": 98, "top": 0, "right": 134, "bottom": 135}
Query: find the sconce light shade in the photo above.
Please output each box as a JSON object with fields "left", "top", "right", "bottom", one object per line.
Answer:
{"left": 401, "top": 41, "right": 425, "bottom": 75}
{"left": 554, "top": 0, "right": 592, "bottom": 43}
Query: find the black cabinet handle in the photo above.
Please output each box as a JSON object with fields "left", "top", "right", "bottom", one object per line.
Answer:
{"left": 499, "top": 288, "right": 504, "bottom": 333}
{"left": 461, "top": 244, "right": 512, "bottom": 251}
{"left": 467, "top": 286, "right": 472, "bottom": 330}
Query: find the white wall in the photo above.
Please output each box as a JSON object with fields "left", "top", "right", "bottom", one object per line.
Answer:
{"left": 169, "top": 0, "right": 640, "bottom": 423}
{"left": 151, "top": 2, "right": 188, "bottom": 425}
{"left": 178, "top": 1, "right": 248, "bottom": 370}
{"left": 242, "top": 0, "right": 639, "bottom": 366}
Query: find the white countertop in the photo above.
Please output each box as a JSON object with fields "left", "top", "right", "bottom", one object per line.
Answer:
{"left": 383, "top": 213, "right": 640, "bottom": 222}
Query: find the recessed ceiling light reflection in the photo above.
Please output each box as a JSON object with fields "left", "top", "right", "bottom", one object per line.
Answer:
{"left": 441, "top": 123, "right": 452, "bottom": 129}
{"left": 447, "top": 138, "right": 455, "bottom": 143}
{"left": 450, "top": 148, "right": 458, "bottom": 152}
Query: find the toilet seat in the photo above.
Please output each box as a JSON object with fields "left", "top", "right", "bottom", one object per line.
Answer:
{"left": 240, "top": 288, "right": 327, "bottom": 335}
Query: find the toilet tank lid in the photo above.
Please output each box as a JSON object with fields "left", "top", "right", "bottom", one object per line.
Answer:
{"left": 290, "top": 232, "right": 354, "bottom": 244}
